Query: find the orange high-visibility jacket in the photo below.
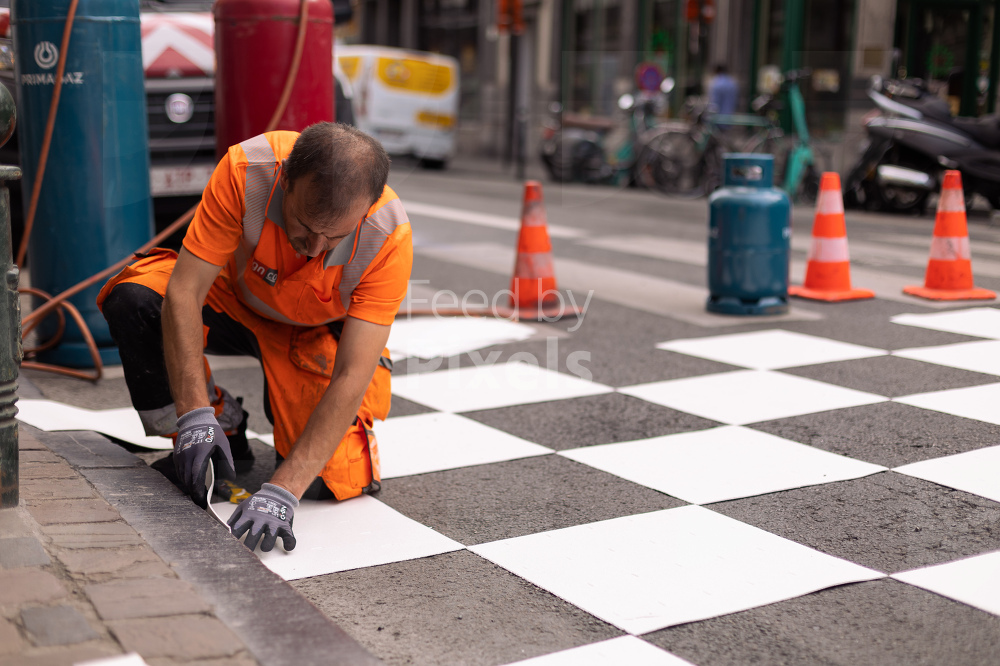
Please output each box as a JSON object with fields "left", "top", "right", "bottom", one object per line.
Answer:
{"left": 186, "top": 131, "right": 413, "bottom": 328}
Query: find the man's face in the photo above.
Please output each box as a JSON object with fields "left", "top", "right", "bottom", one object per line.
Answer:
{"left": 280, "top": 172, "right": 370, "bottom": 258}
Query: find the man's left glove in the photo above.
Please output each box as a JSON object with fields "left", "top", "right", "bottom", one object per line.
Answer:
{"left": 227, "top": 483, "right": 298, "bottom": 553}
{"left": 175, "top": 407, "right": 236, "bottom": 508}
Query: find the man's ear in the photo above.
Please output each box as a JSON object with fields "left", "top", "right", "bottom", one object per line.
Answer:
{"left": 279, "top": 160, "right": 290, "bottom": 191}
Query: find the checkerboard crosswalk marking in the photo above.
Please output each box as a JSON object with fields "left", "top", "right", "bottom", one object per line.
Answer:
{"left": 30, "top": 306, "right": 1000, "bottom": 663}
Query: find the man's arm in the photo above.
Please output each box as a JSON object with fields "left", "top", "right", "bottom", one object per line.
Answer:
{"left": 268, "top": 316, "right": 391, "bottom": 498}
{"left": 162, "top": 248, "right": 235, "bottom": 506}
{"left": 162, "top": 248, "right": 224, "bottom": 413}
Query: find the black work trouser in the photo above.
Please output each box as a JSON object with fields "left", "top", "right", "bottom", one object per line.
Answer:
{"left": 101, "top": 282, "right": 274, "bottom": 423}
{"left": 102, "top": 282, "right": 335, "bottom": 500}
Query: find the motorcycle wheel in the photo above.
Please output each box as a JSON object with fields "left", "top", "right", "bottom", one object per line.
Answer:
{"left": 878, "top": 183, "right": 928, "bottom": 214}
{"left": 637, "top": 131, "right": 703, "bottom": 196}
{"left": 541, "top": 136, "right": 574, "bottom": 183}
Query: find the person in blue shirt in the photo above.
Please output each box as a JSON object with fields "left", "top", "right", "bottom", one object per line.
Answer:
{"left": 708, "top": 64, "right": 738, "bottom": 115}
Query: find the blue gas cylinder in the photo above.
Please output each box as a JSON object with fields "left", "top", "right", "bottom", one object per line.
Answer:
{"left": 707, "top": 154, "right": 790, "bottom": 315}
{"left": 12, "top": 0, "right": 152, "bottom": 367}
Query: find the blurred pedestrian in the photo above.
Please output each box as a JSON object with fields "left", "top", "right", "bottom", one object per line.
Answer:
{"left": 708, "top": 64, "right": 738, "bottom": 116}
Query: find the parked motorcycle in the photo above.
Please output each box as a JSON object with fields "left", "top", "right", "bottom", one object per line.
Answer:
{"left": 540, "top": 79, "right": 673, "bottom": 185}
{"left": 844, "top": 76, "right": 1000, "bottom": 214}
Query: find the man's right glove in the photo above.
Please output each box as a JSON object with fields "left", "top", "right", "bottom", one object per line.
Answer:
{"left": 175, "top": 407, "right": 236, "bottom": 508}
{"left": 227, "top": 483, "right": 298, "bottom": 553}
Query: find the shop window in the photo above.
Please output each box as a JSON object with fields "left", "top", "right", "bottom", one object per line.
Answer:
{"left": 563, "top": 0, "right": 624, "bottom": 116}
{"left": 896, "top": 0, "right": 995, "bottom": 117}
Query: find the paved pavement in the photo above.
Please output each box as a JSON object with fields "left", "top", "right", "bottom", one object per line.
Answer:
{"left": 6, "top": 160, "right": 1000, "bottom": 664}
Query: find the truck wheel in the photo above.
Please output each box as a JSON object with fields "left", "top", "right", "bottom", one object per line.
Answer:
{"left": 419, "top": 158, "right": 447, "bottom": 170}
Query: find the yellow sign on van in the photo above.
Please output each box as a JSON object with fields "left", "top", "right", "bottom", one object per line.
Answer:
{"left": 416, "top": 111, "right": 455, "bottom": 128}
{"left": 377, "top": 58, "right": 452, "bottom": 95}
{"left": 339, "top": 55, "right": 361, "bottom": 82}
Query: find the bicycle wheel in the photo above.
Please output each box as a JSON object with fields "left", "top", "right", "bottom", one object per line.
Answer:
{"left": 637, "top": 131, "right": 704, "bottom": 196}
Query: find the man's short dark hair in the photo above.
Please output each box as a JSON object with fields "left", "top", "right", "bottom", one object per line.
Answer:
{"left": 283, "top": 122, "right": 391, "bottom": 221}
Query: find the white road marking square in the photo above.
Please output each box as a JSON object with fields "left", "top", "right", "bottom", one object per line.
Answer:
{"left": 560, "top": 426, "right": 887, "bottom": 504}
{"left": 893, "top": 340, "right": 1000, "bottom": 376}
{"left": 895, "top": 383, "right": 1000, "bottom": 425}
{"left": 506, "top": 637, "right": 694, "bottom": 665}
{"left": 16, "top": 400, "right": 171, "bottom": 450}
{"left": 212, "top": 495, "right": 464, "bottom": 581}
{"left": 253, "top": 433, "right": 275, "bottom": 447}
{"left": 619, "top": 370, "right": 887, "bottom": 425}
{"left": 657, "top": 330, "right": 885, "bottom": 370}
{"left": 390, "top": 361, "right": 613, "bottom": 413}
{"left": 893, "top": 445, "right": 1000, "bottom": 503}
{"left": 375, "top": 413, "right": 552, "bottom": 478}
{"left": 16, "top": 399, "right": 260, "bottom": 450}
{"left": 893, "top": 551, "right": 1000, "bottom": 617}
{"left": 470, "top": 506, "right": 884, "bottom": 635}
{"left": 387, "top": 317, "right": 537, "bottom": 359}
{"left": 891, "top": 308, "right": 1000, "bottom": 340}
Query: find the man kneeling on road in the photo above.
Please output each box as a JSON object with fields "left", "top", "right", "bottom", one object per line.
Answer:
{"left": 98, "top": 122, "right": 412, "bottom": 553}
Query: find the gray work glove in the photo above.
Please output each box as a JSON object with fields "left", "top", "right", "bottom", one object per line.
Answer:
{"left": 227, "top": 483, "right": 298, "bottom": 553}
{"left": 175, "top": 407, "right": 235, "bottom": 509}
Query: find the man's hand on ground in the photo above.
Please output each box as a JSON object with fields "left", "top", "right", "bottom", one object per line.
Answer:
{"left": 227, "top": 483, "right": 298, "bottom": 552}
{"left": 175, "top": 406, "right": 236, "bottom": 508}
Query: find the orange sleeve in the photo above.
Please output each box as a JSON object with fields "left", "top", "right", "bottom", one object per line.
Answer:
{"left": 182, "top": 145, "right": 246, "bottom": 267}
{"left": 347, "top": 225, "right": 414, "bottom": 326}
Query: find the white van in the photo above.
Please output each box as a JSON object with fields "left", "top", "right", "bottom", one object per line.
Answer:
{"left": 337, "top": 45, "right": 459, "bottom": 167}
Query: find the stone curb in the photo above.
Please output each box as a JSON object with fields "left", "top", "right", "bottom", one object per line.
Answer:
{"left": 18, "top": 377, "right": 381, "bottom": 666}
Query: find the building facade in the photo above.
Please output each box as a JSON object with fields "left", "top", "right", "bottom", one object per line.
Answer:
{"left": 344, "top": 0, "right": 1000, "bottom": 170}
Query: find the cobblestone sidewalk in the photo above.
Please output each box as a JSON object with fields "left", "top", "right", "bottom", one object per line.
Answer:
{"left": 1, "top": 374, "right": 379, "bottom": 666}
{"left": 1, "top": 429, "right": 257, "bottom": 666}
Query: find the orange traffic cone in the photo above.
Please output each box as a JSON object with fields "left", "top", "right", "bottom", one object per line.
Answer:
{"left": 507, "top": 181, "right": 581, "bottom": 319}
{"left": 789, "top": 172, "right": 875, "bottom": 302}
{"left": 904, "top": 171, "right": 996, "bottom": 301}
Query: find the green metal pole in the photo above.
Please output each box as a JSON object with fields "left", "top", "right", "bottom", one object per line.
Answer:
{"left": 0, "top": 83, "right": 20, "bottom": 510}
{"left": 781, "top": 0, "right": 804, "bottom": 74}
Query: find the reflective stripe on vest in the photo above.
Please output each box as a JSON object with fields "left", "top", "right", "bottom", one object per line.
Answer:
{"left": 234, "top": 134, "right": 406, "bottom": 326}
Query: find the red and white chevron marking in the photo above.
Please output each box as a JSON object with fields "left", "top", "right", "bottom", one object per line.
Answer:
{"left": 140, "top": 12, "right": 214, "bottom": 77}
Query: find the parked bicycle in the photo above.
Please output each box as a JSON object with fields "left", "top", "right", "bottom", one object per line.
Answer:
{"left": 639, "top": 69, "right": 827, "bottom": 202}
{"left": 540, "top": 78, "right": 674, "bottom": 185}
{"left": 636, "top": 96, "right": 780, "bottom": 197}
